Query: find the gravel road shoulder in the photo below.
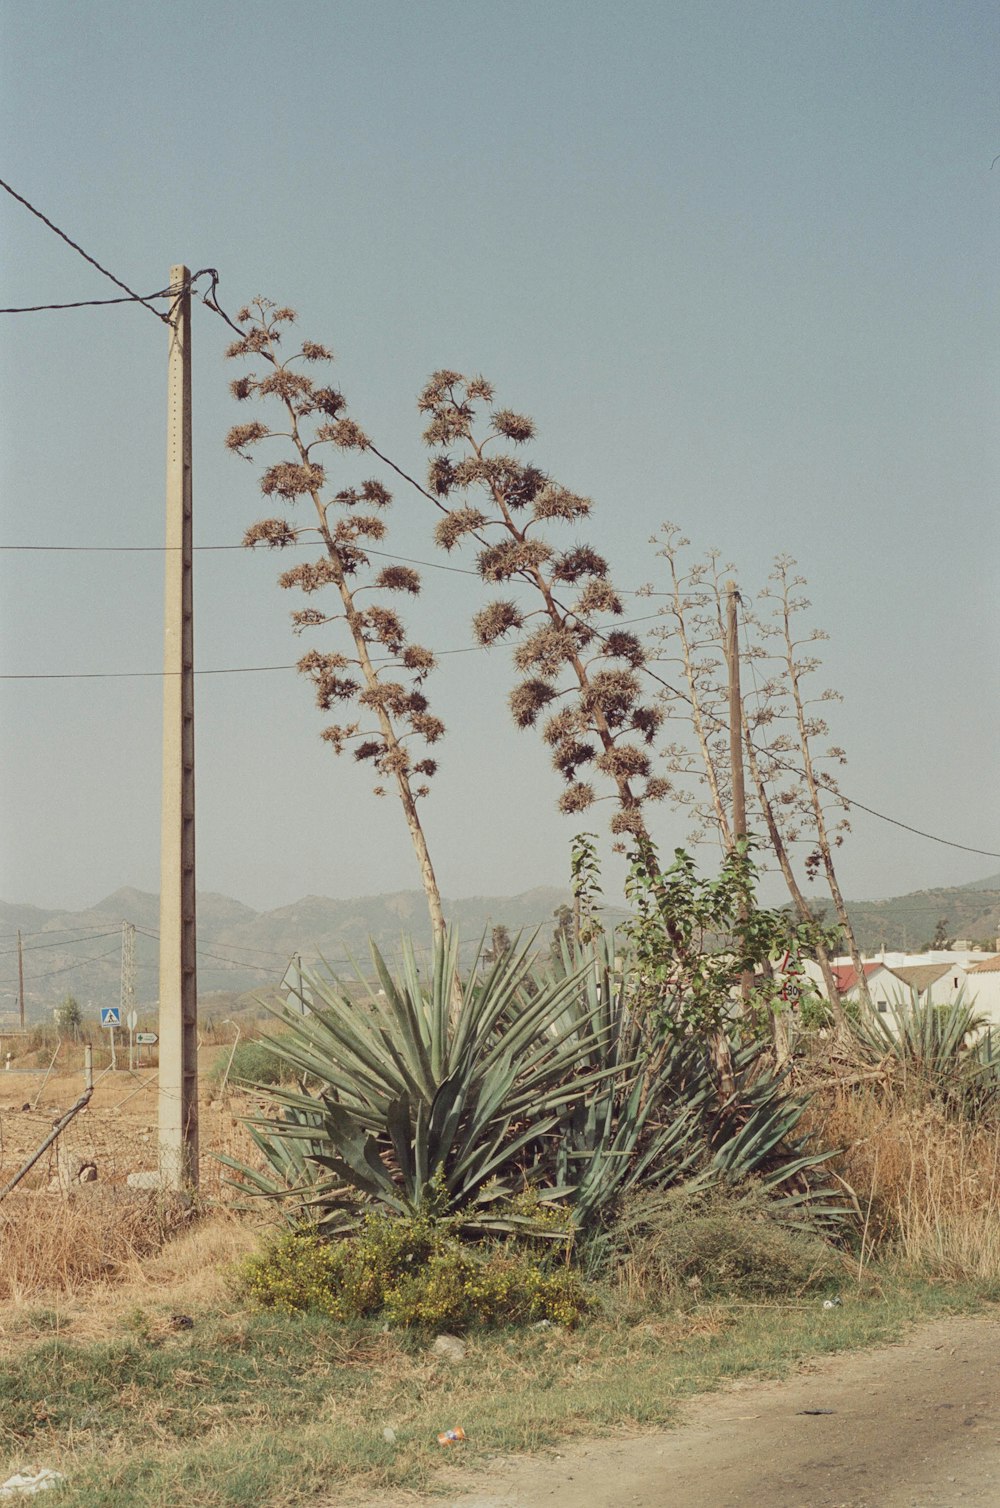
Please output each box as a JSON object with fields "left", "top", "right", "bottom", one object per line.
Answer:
{"left": 361, "top": 1311, "right": 1000, "bottom": 1508}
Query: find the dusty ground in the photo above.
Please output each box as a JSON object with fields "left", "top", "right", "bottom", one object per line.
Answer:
{"left": 0, "top": 1055, "right": 259, "bottom": 1195}
{"left": 380, "top": 1314, "right": 1000, "bottom": 1508}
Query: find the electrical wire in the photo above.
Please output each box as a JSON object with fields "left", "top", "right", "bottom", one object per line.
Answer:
{"left": 1, "top": 181, "right": 992, "bottom": 862}
{"left": 0, "top": 924, "right": 124, "bottom": 944}
{"left": 0, "top": 177, "right": 168, "bottom": 320}
{"left": 0, "top": 930, "right": 120, "bottom": 957}
{"left": 0, "top": 942, "right": 123, "bottom": 988}
{"left": 0, "top": 609, "right": 664, "bottom": 681}
{"left": 0, "top": 180, "right": 246, "bottom": 338}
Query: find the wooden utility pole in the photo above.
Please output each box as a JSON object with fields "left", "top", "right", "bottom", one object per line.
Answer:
{"left": 725, "top": 581, "right": 754, "bottom": 1018}
{"left": 17, "top": 930, "right": 24, "bottom": 1031}
{"left": 725, "top": 582, "right": 747, "bottom": 846}
{"left": 158, "top": 265, "right": 198, "bottom": 1190}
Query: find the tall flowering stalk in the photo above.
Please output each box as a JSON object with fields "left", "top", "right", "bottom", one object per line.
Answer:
{"left": 649, "top": 526, "right": 737, "bottom": 851}
{"left": 751, "top": 555, "right": 870, "bottom": 1013}
{"left": 417, "top": 371, "right": 668, "bottom": 854}
{"left": 225, "top": 300, "right": 447, "bottom": 940}
{"left": 648, "top": 529, "right": 852, "bottom": 1026}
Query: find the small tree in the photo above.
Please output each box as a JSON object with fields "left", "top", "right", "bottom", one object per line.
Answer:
{"left": 623, "top": 841, "right": 791, "bottom": 1042}
{"left": 226, "top": 301, "right": 448, "bottom": 941}
{"left": 55, "top": 994, "right": 82, "bottom": 1039}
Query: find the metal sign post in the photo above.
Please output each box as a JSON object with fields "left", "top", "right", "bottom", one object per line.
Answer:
{"left": 100, "top": 1005, "right": 121, "bottom": 1069}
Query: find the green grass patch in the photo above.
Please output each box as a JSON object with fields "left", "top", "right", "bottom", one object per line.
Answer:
{"left": 1, "top": 1277, "right": 996, "bottom": 1507}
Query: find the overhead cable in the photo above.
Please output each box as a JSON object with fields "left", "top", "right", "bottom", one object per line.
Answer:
{"left": 0, "top": 177, "right": 168, "bottom": 321}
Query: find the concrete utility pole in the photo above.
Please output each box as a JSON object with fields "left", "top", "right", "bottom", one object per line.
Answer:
{"left": 158, "top": 265, "right": 198, "bottom": 1190}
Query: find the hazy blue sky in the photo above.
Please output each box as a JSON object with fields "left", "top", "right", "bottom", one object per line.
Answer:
{"left": 1, "top": 0, "right": 997, "bottom": 916}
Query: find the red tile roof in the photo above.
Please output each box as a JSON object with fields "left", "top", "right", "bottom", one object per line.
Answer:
{"left": 831, "top": 961, "right": 885, "bottom": 994}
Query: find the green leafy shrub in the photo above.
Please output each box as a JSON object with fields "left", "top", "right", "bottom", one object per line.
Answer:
{"left": 211, "top": 1038, "right": 286, "bottom": 1091}
{"left": 238, "top": 1209, "right": 589, "bottom": 1330}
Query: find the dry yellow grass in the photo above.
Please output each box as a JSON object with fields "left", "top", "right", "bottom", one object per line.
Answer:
{"left": 806, "top": 1086, "right": 1000, "bottom": 1280}
{"left": 0, "top": 1200, "right": 266, "bottom": 1345}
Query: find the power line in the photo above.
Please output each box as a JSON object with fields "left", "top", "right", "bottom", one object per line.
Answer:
{"left": 0, "top": 177, "right": 168, "bottom": 321}
{"left": 0, "top": 179, "right": 246, "bottom": 338}
{"left": 0, "top": 539, "right": 486, "bottom": 580}
{"left": 0, "top": 539, "right": 666, "bottom": 594}
{"left": 0, "top": 924, "right": 125, "bottom": 944}
{"left": 0, "top": 610, "right": 665, "bottom": 681}
{"left": 0, "top": 929, "right": 120, "bottom": 958}
{"left": 0, "top": 943, "right": 123, "bottom": 989}
{"left": 0, "top": 289, "right": 179, "bottom": 315}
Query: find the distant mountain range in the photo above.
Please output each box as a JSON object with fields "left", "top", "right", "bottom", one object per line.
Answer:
{"left": 2, "top": 875, "right": 998, "bottom": 1023}
{"left": 0, "top": 885, "right": 586, "bottom": 1021}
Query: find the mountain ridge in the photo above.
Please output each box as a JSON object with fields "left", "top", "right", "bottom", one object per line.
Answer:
{"left": 2, "top": 874, "right": 998, "bottom": 1020}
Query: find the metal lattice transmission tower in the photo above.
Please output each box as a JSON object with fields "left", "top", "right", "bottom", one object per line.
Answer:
{"left": 120, "top": 921, "right": 136, "bottom": 1025}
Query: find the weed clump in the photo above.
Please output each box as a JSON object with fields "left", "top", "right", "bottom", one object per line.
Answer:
{"left": 606, "top": 1185, "right": 844, "bottom": 1306}
{"left": 238, "top": 1211, "right": 589, "bottom": 1329}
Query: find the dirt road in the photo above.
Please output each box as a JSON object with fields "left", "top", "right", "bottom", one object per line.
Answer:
{"left": 435, "top": 1313, "right": 999, "bottom": 1508}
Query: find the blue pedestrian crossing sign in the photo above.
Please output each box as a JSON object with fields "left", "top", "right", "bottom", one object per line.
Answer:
{"left": 100, "top": 1006, "right": 121, "bottom": 1028}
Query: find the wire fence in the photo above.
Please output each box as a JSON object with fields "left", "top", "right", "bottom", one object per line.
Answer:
{"left": 0, "top": 1041, "right": 271, "bottom": 1203}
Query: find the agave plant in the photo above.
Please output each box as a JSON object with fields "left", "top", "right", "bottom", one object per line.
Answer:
{"left": 227, "top": 931, "right": 617, "bottom": 1235}
{"left": 849, "top": 987, "right": 999, "bottom": 1114}
{"left": 218, "top": 1105, "right": 347, "bottom": 1227}
{"left": 549, "top": 936, "right": 848, "bottom": 1236}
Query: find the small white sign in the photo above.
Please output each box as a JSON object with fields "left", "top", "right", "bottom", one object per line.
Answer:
{"left": 135, "top": 1032, "right": 158, "bottom": 1045}
{"left": 126, "top": 1010, "right": 138, "bottom": 1032}
{"left": 101, "top": 1006, "right": 122, "bottom": 1028}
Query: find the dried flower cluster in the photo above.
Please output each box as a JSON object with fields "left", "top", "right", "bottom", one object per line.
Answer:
{"left": 418, "top": 370, "right": 665, "bottom": 848}
{"left": 226, "top": 298, "right": 447, "bottom": 936}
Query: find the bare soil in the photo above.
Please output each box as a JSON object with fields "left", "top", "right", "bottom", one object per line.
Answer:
{"left": 0, "top": 1056, "right": 259, "bottom": 1195}
{"left": 416, "top": 1314, "right": 1000, "bottom": 1508}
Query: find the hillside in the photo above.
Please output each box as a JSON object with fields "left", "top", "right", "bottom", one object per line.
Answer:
{"left": 842, "top": 881, "right": 1000, "bottom": 954}
{"left": 2, "top": 873, "right": 997, "bottom": 1025}
{"left": 0, "top": 886, "right": 584, "bottom": 1023}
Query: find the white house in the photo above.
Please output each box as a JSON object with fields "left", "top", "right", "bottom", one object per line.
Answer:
{"left": 964, "top": 956, "right": 1000, "bottom": 1028}
{"left": 885, "top": 962, "right": 969, "bottom": 1008}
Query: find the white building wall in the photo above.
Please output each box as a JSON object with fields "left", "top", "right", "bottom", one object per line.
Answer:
{"left": 964, "top": 971, "right": 1000, "bottom": 1028}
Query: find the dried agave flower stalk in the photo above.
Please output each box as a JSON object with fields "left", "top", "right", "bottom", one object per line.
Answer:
{"left": 753, "top": 554, "right": 868, "bottom": 1013}
{"left": 648, "top": 527, "right": 850, "bottom": 1026}
{"left": 226, "top": 298, "right": 447, "bottom": 940}
{"left": 417, "top": 371, "right": 666, "bottom": 853}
